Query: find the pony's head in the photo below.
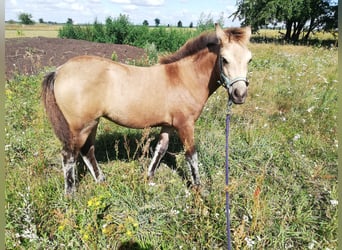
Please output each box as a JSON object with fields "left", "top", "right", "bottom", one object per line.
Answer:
{"left": 216, "top": 24, "right": 252, "bottom": 104}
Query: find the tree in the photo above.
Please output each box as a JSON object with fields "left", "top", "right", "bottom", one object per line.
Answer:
{"left": 232, "top": 0, "right": 338, "bottom": 43}
{"left": 197, "top": 12, "right": 214, "bottom": 31}
{"left": 177, "top": 20, "right": 183, "bottom": 27}
{"left": 189, "top": 22, "right": 193, "bottom": 28}
{"left": 105, "top": 14, "right": 131, "bottom": 44}
{"left": 321, "top": 3, "right": 338, "bottom": 32}
{"left": 66, "top": 18, "right": 73, "bottom": 25}
{"left": 143, "top": 20, "right": 149, "bottom": 26}
{"left": 18, "top": 13, "right": 34, "bottom": 25}
{"left": 197, "top": 12, "right": 225, "bottom": 31}
{"left": 39, "top": 18, "right": 44, "bottom": 24}
{"left": 154, "top": 18, "right": 160, "bottom": 27}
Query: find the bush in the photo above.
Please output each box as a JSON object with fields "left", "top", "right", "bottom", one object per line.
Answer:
{"left": 58, "top": 14, "right": 202, "bottom": 52}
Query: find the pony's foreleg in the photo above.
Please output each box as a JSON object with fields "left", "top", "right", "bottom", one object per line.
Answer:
{"left": 178, "top": 124, "right": 201, "bottom": 186}
{"left": 147, "top": 127, "right": 171, "bottom": 182}
{"left": 62, "top": 149, "right": 78, "bottom": 195}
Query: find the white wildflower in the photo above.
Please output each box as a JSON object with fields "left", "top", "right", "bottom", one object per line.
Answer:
{"left": 330, "top": 200, "right": 338, "bottom": 206}
{"left": 307, "top": 106, "right": 314, "bottom": 113}
{"left": 170, "top": 208, "right": 180, "bottom": 216}
{"left": 293, "top": 134, "right": 301, "bottom": 141}
{"left": 308, "top": 241, "right": 315, "bottom": 249}
{"left": 148, "top": 182, "right": 156, "bottom": 187}
{"left": 244, "top": 237, "right": 255, "bottom": 248}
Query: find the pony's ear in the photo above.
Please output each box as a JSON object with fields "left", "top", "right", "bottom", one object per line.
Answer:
{"left": 215, "top": 23, "right": 227, "bottom": 44}
{"left": 242, "top": 26, "right": 252, "bottom": 43}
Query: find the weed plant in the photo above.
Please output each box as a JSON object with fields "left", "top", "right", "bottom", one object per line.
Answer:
{"left": 5, "top": 43, "right": 337, "bottom": 249}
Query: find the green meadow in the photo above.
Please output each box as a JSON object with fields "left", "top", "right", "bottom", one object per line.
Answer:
{"left": 5, "top": 32, "right": 337, "bottom": 249}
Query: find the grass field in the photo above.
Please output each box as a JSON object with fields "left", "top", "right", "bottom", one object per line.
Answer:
{"left": 5, "top": 39, "right": 337, "bottom": 248}
{"left": 5, "top": 24, "right": 62, "bottom": 38}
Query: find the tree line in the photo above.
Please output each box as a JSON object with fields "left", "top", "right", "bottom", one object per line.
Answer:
{"left": 15, "top": 12, "right": 200, "bottom": 29}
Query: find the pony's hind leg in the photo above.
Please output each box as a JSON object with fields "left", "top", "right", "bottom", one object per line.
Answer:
{"left": 80, "top": 122, "right": 105, "bottom": 183}
{"left": 62, "top": 148, "right": 79, "bottom": 195}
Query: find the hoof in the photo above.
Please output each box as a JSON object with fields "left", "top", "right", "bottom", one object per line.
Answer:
{"left": 96, "top": 173, "right": 106, "bottom": 183}
{"left": 147, "top": 175, "right": 156, "bottom": 186}
{"left": 190, "top": 183, "right": 202, "bottom": 193}
{"left": 64, "top": 187, "right": 77, "bottom": 198}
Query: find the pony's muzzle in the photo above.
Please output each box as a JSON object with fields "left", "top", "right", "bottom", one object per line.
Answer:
{"left": 230, "top": 81, "right": 248, "bottom": 104}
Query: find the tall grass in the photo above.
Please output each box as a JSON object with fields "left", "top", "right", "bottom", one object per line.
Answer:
{"left": 5, "top": 43, "right": 337, "bottom": 249}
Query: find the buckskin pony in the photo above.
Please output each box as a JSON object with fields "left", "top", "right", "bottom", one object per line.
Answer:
{"left": 41, "top": 24, "right": 252, "bottom": 195}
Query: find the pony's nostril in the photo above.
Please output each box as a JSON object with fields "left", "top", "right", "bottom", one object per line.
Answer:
{"left": 232, "top": 88, "right": 247, "bottom": 104}
{"left": 233, "top": 88, "right": 246, "bottom": 99}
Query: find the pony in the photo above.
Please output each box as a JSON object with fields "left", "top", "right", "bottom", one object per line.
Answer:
{"left": 41, "top": 24, "right": 252, "bottom": 194}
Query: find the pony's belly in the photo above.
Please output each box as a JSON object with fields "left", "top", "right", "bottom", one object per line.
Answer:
{"left": 104, "top": 108, "right": 172, "bottom": 129}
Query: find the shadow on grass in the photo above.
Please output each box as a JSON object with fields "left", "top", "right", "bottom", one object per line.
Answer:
{"left": 91, "top": 128, "right": 190, "bottom": 183}
{"left": 118, "top": 240, "right": 154, "bottom": 250}
{"left": 76, "top": 128, "right": 215, "bottom": 190}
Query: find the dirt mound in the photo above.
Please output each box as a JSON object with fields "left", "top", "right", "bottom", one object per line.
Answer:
{"left": 5, "top": 37, "right": 146, "bottom": 79}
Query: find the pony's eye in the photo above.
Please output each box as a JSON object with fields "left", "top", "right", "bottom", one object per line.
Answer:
{"left": 222, "top": 57, "right": 229, "bottom": 64}
{"left": 248, "top": 58, "right": 252, "bottom": 64}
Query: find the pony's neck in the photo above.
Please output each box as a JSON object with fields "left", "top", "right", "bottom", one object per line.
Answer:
{"left": 188, "top": 47, "right": 221, "bottom": 97}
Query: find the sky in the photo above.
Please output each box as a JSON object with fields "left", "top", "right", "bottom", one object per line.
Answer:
{"left": 5, "top": 0, "right": 241, "bottom": 27}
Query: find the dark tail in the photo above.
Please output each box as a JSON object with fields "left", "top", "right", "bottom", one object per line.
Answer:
{"left": 41, "top": 71, "right": 72, "bottom": 149}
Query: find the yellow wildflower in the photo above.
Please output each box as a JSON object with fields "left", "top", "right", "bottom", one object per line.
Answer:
{"left": 58, "top": 224, "right": 65, "bottom": 232}
{"left": 126, "top": 230, "right": 133, "bottom": 237}
{"left": 83, "top": 233, "right": 89, "bottom": 241}
{"left": 87, "top": 199, "right": 94, "bottom": 207}
{"left": 5, "top": 89, "right": 13, "bottom": 100}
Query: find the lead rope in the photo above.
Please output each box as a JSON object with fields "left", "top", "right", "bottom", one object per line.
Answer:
{"left": 225, "top": 100, "right": 233, "bottom": 250}
{"left": 217, "top": 55, "right": 246, "bottom": 249}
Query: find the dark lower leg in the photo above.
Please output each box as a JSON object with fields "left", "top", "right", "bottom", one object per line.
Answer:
{"left": 186, "top": 150, "right": 200, "bottom": 186}
{"left": 62, "top": 149, "right": 78, "bottom": 195}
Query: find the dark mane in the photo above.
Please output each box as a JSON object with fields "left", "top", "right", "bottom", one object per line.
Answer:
{"left": 159, "top": 27, "right": 250, "bottom": 64}
{"left": 159, "top": 31, "right": 218, "bottom": 64}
